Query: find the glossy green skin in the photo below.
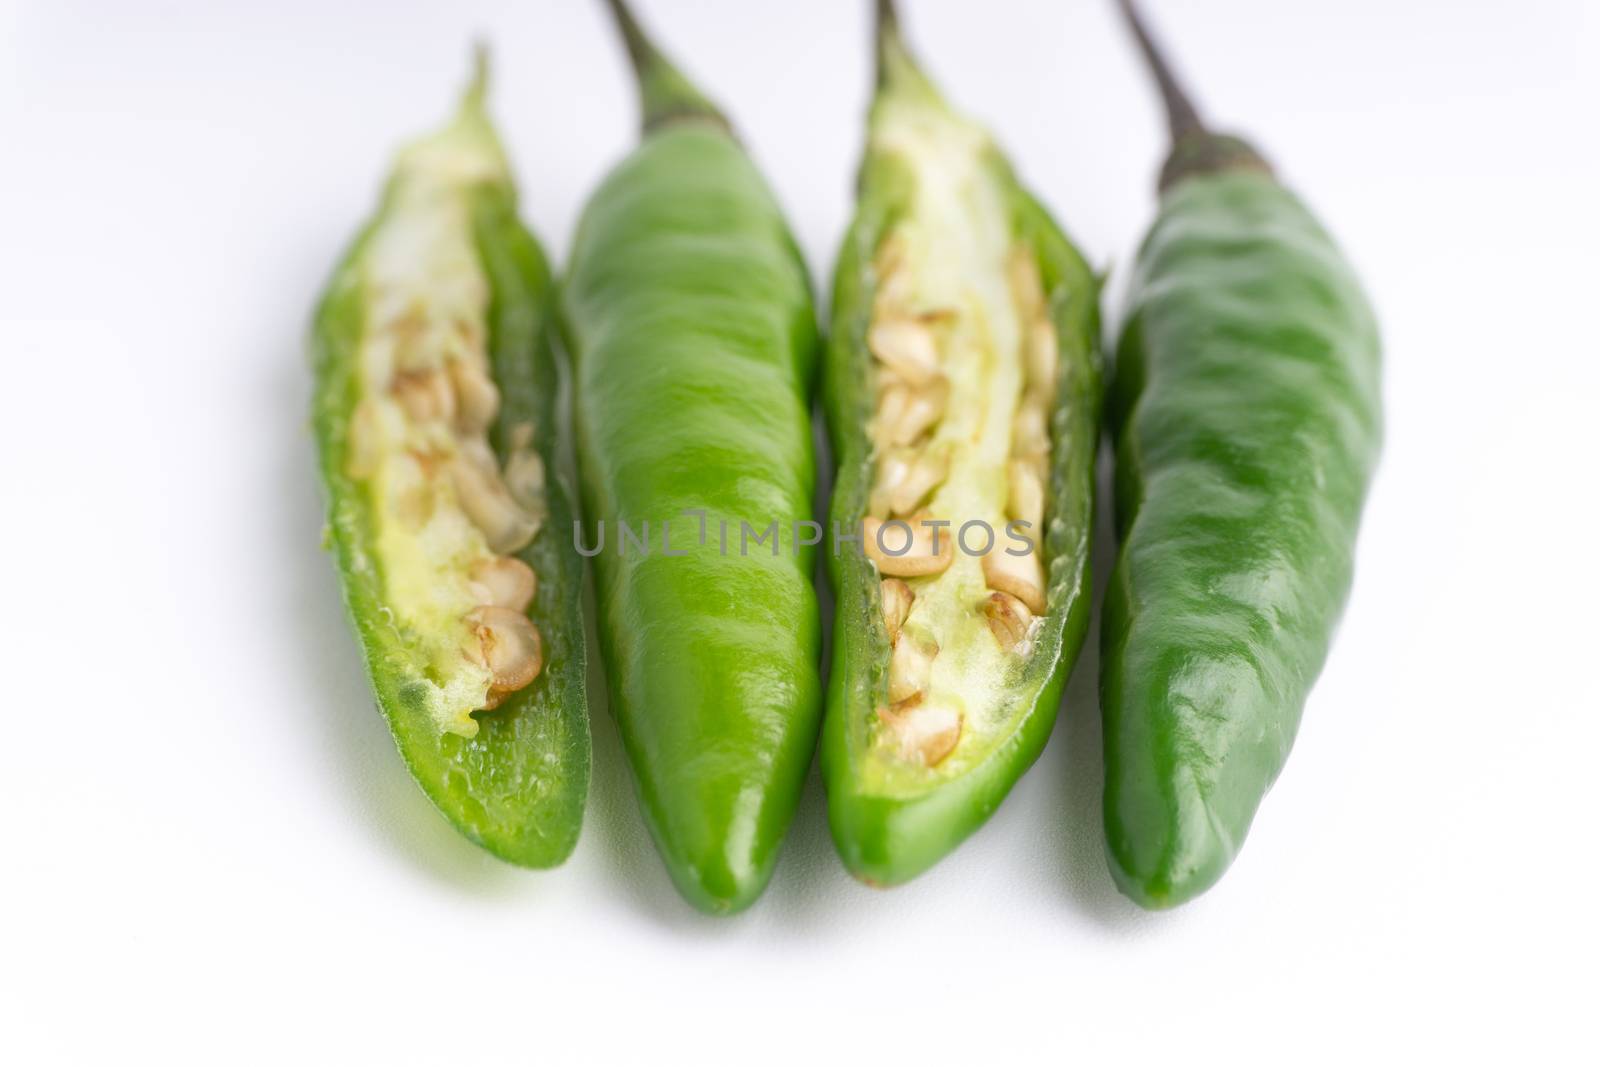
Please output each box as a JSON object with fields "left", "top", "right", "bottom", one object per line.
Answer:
{"left": 821, "top": 148, "right": 1102, "bottom": 887}
{"left": 312, "top": 186, "right": 590, "bottom": 868}
{"left": 1104, "top": 169, "right": 1381, "bottom": 908}
{"left": 562, "top": 125, "right": 822, "bottom": 915}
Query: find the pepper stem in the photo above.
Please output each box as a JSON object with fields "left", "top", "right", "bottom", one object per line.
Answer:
{"left": 873, "top": 0, "right": 903, "bottom": 90}
{"left": 873, "top": 0, "right": 946, "bottom": 108}
{"left": 601, "top": 0, "right": 729, "bottom": 135}
{"left": 1112, "top": 0, "right": 1204, "bottom": 142}
{"left": 464, "top": 40, "right": 490, "bottom": 114}
{"left": 1112, "top": 0, "right": 1271, "bottom": 190}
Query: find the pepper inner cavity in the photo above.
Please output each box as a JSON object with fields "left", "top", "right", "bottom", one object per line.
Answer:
{"left": 345, "top": 154, "right": 548, "bottom": 737}
{"left": 862, "top": 103, "right": 1057, "bottom": 773}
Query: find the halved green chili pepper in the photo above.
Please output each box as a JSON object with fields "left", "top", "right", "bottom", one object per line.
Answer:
{"left": 1101, "top": 0, "right": 1382, "bottom": 908}
{"left": 311, "top": 56, "right": 589, "bottom": 867}
{"left": 561, "top": 0, "right": 823, "bottom": 914}
{"left": 820, "top": 1, "right": 1102, "bottom": 886}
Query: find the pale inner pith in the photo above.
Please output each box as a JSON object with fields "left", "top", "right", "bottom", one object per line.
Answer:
{"left": 347, "top": 165, "right": 547, "bottom": 738}
{"left": 861, "top": 96, "right": 1057, "bottom": 779}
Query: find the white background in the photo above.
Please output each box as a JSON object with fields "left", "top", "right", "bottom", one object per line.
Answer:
{"left": 4, "top": 0, "right": 1597, "bottom": 1062}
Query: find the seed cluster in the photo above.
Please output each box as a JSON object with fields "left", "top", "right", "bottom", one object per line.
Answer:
{"left": 863, "top": 237, "right": 1058, "bottom": 766}
{"left": 348, "top": 276, "right": 548, "bottom": 715}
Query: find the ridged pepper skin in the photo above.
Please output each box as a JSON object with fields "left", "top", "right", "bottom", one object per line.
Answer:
{"left": 1103, "top": 170, "right": 1382, "bottom": 908}
{"left": 562, "top": 2, "right": 822, "bottom": 915}
{"left": 1101, "top": 0, "right": 1384, "bottom": 909}
{"left": 311, "top": 68, "right": 590, "bottom": 867}
{"left": 820, "top": 7, "right": 1102, "bottom": 887}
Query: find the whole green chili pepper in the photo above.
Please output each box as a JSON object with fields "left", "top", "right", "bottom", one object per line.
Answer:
{"left": 1101, "top": 0, "right": 1382, "bottom": 908}
{"left": 561, "top": 0, "right": 823, "bottom": 914}
{"left": 820, "top": 0, "right": 1102, "bottom": 886}
{"left": 311, "top": 55, "right": 589, "bottom": 867}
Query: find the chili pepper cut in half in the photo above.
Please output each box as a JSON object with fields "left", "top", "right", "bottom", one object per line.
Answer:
{"left": 561, "top": 0, "right": 824, "bottom": 915}
{"left": 311, "top": 54, "right": 590, "bottom": 866}
{"left": 1101, "top": 0, "right": 1383, "bottom": 908}
{"left": 820, "top": 0, "right": 1103, "bottom": 887}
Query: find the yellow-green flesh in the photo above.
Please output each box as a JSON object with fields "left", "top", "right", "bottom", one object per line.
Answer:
{"left": 347, "top": 109, "right": 512, "bottom": 738}
{"left": 863, "top": 87, "right": 1038, "bottom": 792}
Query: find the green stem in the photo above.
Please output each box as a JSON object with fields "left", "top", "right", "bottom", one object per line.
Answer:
{"left": 872, "top": 0, "right": 945, "bottom": 108}
{"left": 1112, "top": 0, "right": 1271, "bottom": 190}
{"left": 601, "top": 0, "right": 728, "bottom": 135}
{"left": 873, "top": 0, "right": 902, "bottom": 90}
{"left": 464, "top": 40, "right": 490, "bottom": 114}
{"left": 1112, "top": 0, "right": 1205, "bottom": 142}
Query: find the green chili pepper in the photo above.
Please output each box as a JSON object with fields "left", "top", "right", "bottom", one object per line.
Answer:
{"left": 561, "top": 0, "right": 823, "bottom": 914}
{"left": 1101, "top": 0, "right": 1382, "bottom": 908}
{"left": 819, "top": 0, "right": 1102, "bottom": 886}
{"left": 311, "top": 55, "right": 589, "bottom": 867}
